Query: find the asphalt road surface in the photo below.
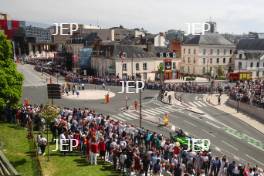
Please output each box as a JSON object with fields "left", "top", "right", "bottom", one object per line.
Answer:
{"left": 18, "top": 64, "right": 264, "bottom": 168}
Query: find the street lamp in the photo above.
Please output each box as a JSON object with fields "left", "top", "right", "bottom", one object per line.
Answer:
{"left": 139, "top": 87, "right": 142, "bottom": 128}
{"left": 236, "top": 92, "right": 240, "bottom": 113}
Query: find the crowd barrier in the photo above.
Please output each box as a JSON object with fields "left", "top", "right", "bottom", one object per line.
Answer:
{"left": 226, "top": 99, "right": 264, "bottom": 124}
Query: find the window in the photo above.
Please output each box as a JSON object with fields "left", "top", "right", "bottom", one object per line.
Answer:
{"left": 229, "top": 58, "right": 232, "bottom": 63}
{"left": 224, "top": 49, "right": 226, "bottom": 55}
{"left": 263, "top": 71, "right": 264, "bottom": 76}
{"left": 230, "top": 50, "right": 233, "bottom": 54}
{"left": 203, "top": 67, "right": 206, "bottom": 74}
{"left": 250, "top": 62, "right": 253, "bottom": 67}
{"left": 184, "top": 48, "right": 186, "bottom": 54}
{"left": 210, "top": 58, "right": 212, "bottom": 64}
{"left": 193, "top": 49, "right": 196, "bottom": 54}
{"left": 217, "top": 49, "right": 220, "bottom": 55}
{"left": 187, "top": 66, "right": 190, "bottom": 73}
{"left": 122, "top": 63, "right": 127, "bottom": 71}
{"left": 210, "top": 49, "right": 213, "bottom": 55}
{"left": 188, "top": 49, "right": 191, "bottom": 54}
{"left": 136, "top": 63, "right": 139, "bottom": 71}
{"left": 188, "top": 57, "right": 190, "bottom": 63}
{"left": 223, "top": 58, "right": 226, "bottom": 63}
{"left": 217, "top": 58, "right": 219, "bottom": 64}
{"left": 143, "top": 63, "right": 147, "bottom": 70}
{"left": 173, "top": 62, "right": 176, "bottom": 69}
{"left": 193, "top": 58, "right": 196, "bottom": 64}
{"left": 257, "top": 62, "right": 259, "bottom": 67}
{"left": 238, "top": 62, "right": 242, "bottom": 69}
{"left": 203, "top": 58, "right": 206, "bottom": 64}
{"left": 203, "top": 49, "right": 206, "bottom": 55}
{"left": 239, "top": 54, "right": 242, "bottom": 59}
{"left": 256, "top": 71, "right": 259, "bottom": 77}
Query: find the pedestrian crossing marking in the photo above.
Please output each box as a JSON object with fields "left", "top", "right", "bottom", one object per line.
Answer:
{"left": 142, "top": 109, "right": 158, "bottom": 115}
{"left": 123, "top": 112, "right": 138, "bottom": 119}
{"left": 154, "top": 108, "right": 168, "bottom": 113}
{"left": 158, "top": 107, "right": 175, "bottom": 112}
{"left": 188, "top": 102, "right": 197, "bottom": 107}
{"left": 112, "top": 115, "right": 125, "bottom": 121}
{"left": 193, "top": 102, "right": 202, "bottom": 107}
{"left": 197, "top": 101, "right": 207, "bottom": 106}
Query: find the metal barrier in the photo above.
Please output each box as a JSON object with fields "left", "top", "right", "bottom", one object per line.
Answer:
{"left": 0, "top": 150, "right": 20, "bottom": 176}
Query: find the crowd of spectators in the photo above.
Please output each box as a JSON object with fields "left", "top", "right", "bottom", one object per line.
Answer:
{"left": 13, "top": 105, "right": 264, "bottom": 176}
{"left": 229, "top": 80, "right": 264, "bottom": 108}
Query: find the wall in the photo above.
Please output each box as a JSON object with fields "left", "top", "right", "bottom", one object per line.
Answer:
{"left": 226, "top": 99, "right": 264, "bottom": 124}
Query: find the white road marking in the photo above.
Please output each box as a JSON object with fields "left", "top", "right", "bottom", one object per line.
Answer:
{"left": 146, "top": 108, "right": 161, "bottom": 114}
{"left": 202, "top": 129, "right": 216, "bottom": 137}
{"left": 206, "top": 121, "right": 221, "bottom": 129}
{"left": 193, "top": 102, "right": 202, "bottom": 107}
{"left": 183, "top": 120, "right": 197, "bottom": 127}
{"left": 155, "top": 108, "right": 168, "bottom": 113}
{"left": 159, "top": 106, "right": 174, "bottom": 112}
{"left": 112, "top": 115, "right": 126, "bottom": 121}
{"left": 188, "top": 102, "right": 197, "bottom": 107}
{"left": 116, "top": 114, "right": 131, "bottom": 120}
{"left": 123, "top": 112, "right": 138, "bottom": 119}
{"left": 197, "top": 101, "right": 207, "bottom": 107}
{"left": 188, "top": 112, "right": 202, "bottom": 120}
{"left": 142, "top": 110, "right": 158, "bottom": 115}
{"left": 215, "top": 146, "right": 221, "bottom": 152}
{"left": 245, "top": 154, "right": 264, "bottom": 166}
{"left": 222, "top": 140, "right": 239, "bottom": 151}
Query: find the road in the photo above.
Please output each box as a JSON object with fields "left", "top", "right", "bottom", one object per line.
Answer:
{"left": 18, "top": 64, "right": 264, "bottom": 168}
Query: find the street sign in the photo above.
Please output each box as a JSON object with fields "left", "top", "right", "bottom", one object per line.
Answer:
{"left": 47, "top": 84, "right": 61, "bottom": 99}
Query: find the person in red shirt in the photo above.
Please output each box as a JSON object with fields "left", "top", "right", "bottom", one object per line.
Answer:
{"left": 98, "top": 138, "right": 106, "bottom": 161}
{"left": 90, "top": 137, "right": 99, "bottom": 165}
{"left": 85, "top": 136, "right": 90, "bottom": 162}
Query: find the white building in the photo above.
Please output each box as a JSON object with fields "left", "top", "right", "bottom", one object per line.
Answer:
{"left": 181, "top": 33, "right": 235, "bottom": 77}
{"left": 154, "top": 32, "right": 167, "bottom": 47}
{"left": 114, "top": 45, "right": 180, "bottom": 81}
{"left": 234, "top": 39, "right": 264, "bottom": 79}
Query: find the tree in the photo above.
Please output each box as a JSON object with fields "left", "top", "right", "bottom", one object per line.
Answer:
{"left": 39, "top": 104, "right": 60, "bottom": 161}
{"left": 0, "top": 32, "right": 23, "bottom": 111}
{"left": 157, "top": 63, "right": 164, "bottom": 81}
{"left": 217, "top": 66, "right": 225, "bottom": 77}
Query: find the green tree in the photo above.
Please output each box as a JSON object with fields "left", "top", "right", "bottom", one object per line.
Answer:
{"left": 157, "top": 63, "right": 164, "bottom": 82}
{"left": 217, "top": 66, "right": 225, "bottom": 77}
{"left": 39, "top": 104, "right": 60, "bottom": 161}
{"left": 0, "top": 32, "right": 23, "bottom": 111}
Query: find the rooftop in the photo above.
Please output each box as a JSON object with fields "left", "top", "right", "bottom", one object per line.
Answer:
{"left": 184, "top": 33, "right": 234, "bottom": 46}
{"left": 237, "top": 39, "right": 264, "bottom": 50}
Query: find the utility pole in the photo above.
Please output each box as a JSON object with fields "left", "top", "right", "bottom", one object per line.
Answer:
{"left": 131, "top": 55, "right": 134, "bottom": 80}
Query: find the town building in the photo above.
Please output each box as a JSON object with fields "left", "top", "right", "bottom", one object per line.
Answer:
{"left": 181, "top": 32, "right": 235, "bottom": 77}
{"left": 154, "top": 32, "right": 167, "bottom": 47}
{"left": 234, "top": 39, "right": 264, "bottom": 79}
{"left": 114, "top": 44, "right": 181, "bottom": 81}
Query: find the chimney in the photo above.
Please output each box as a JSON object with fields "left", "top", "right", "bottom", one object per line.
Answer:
{"left": 147, "top": 41, "right": 154, "bottom": 52}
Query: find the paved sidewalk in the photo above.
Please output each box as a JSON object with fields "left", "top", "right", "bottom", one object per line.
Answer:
{"left": 204, "top": 94, "right": 264, "bottom": 134}
{"left": 62, "top": 89, "right": 115, "bottom": 100}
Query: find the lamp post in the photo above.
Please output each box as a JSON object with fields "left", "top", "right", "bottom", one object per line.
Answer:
{"left": 139, "top": 87, "right": 142, "bottom": 128}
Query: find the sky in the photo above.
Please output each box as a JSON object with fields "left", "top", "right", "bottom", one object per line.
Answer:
{"left": 1, "top": 0, "right": 264, "bottom": 34}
